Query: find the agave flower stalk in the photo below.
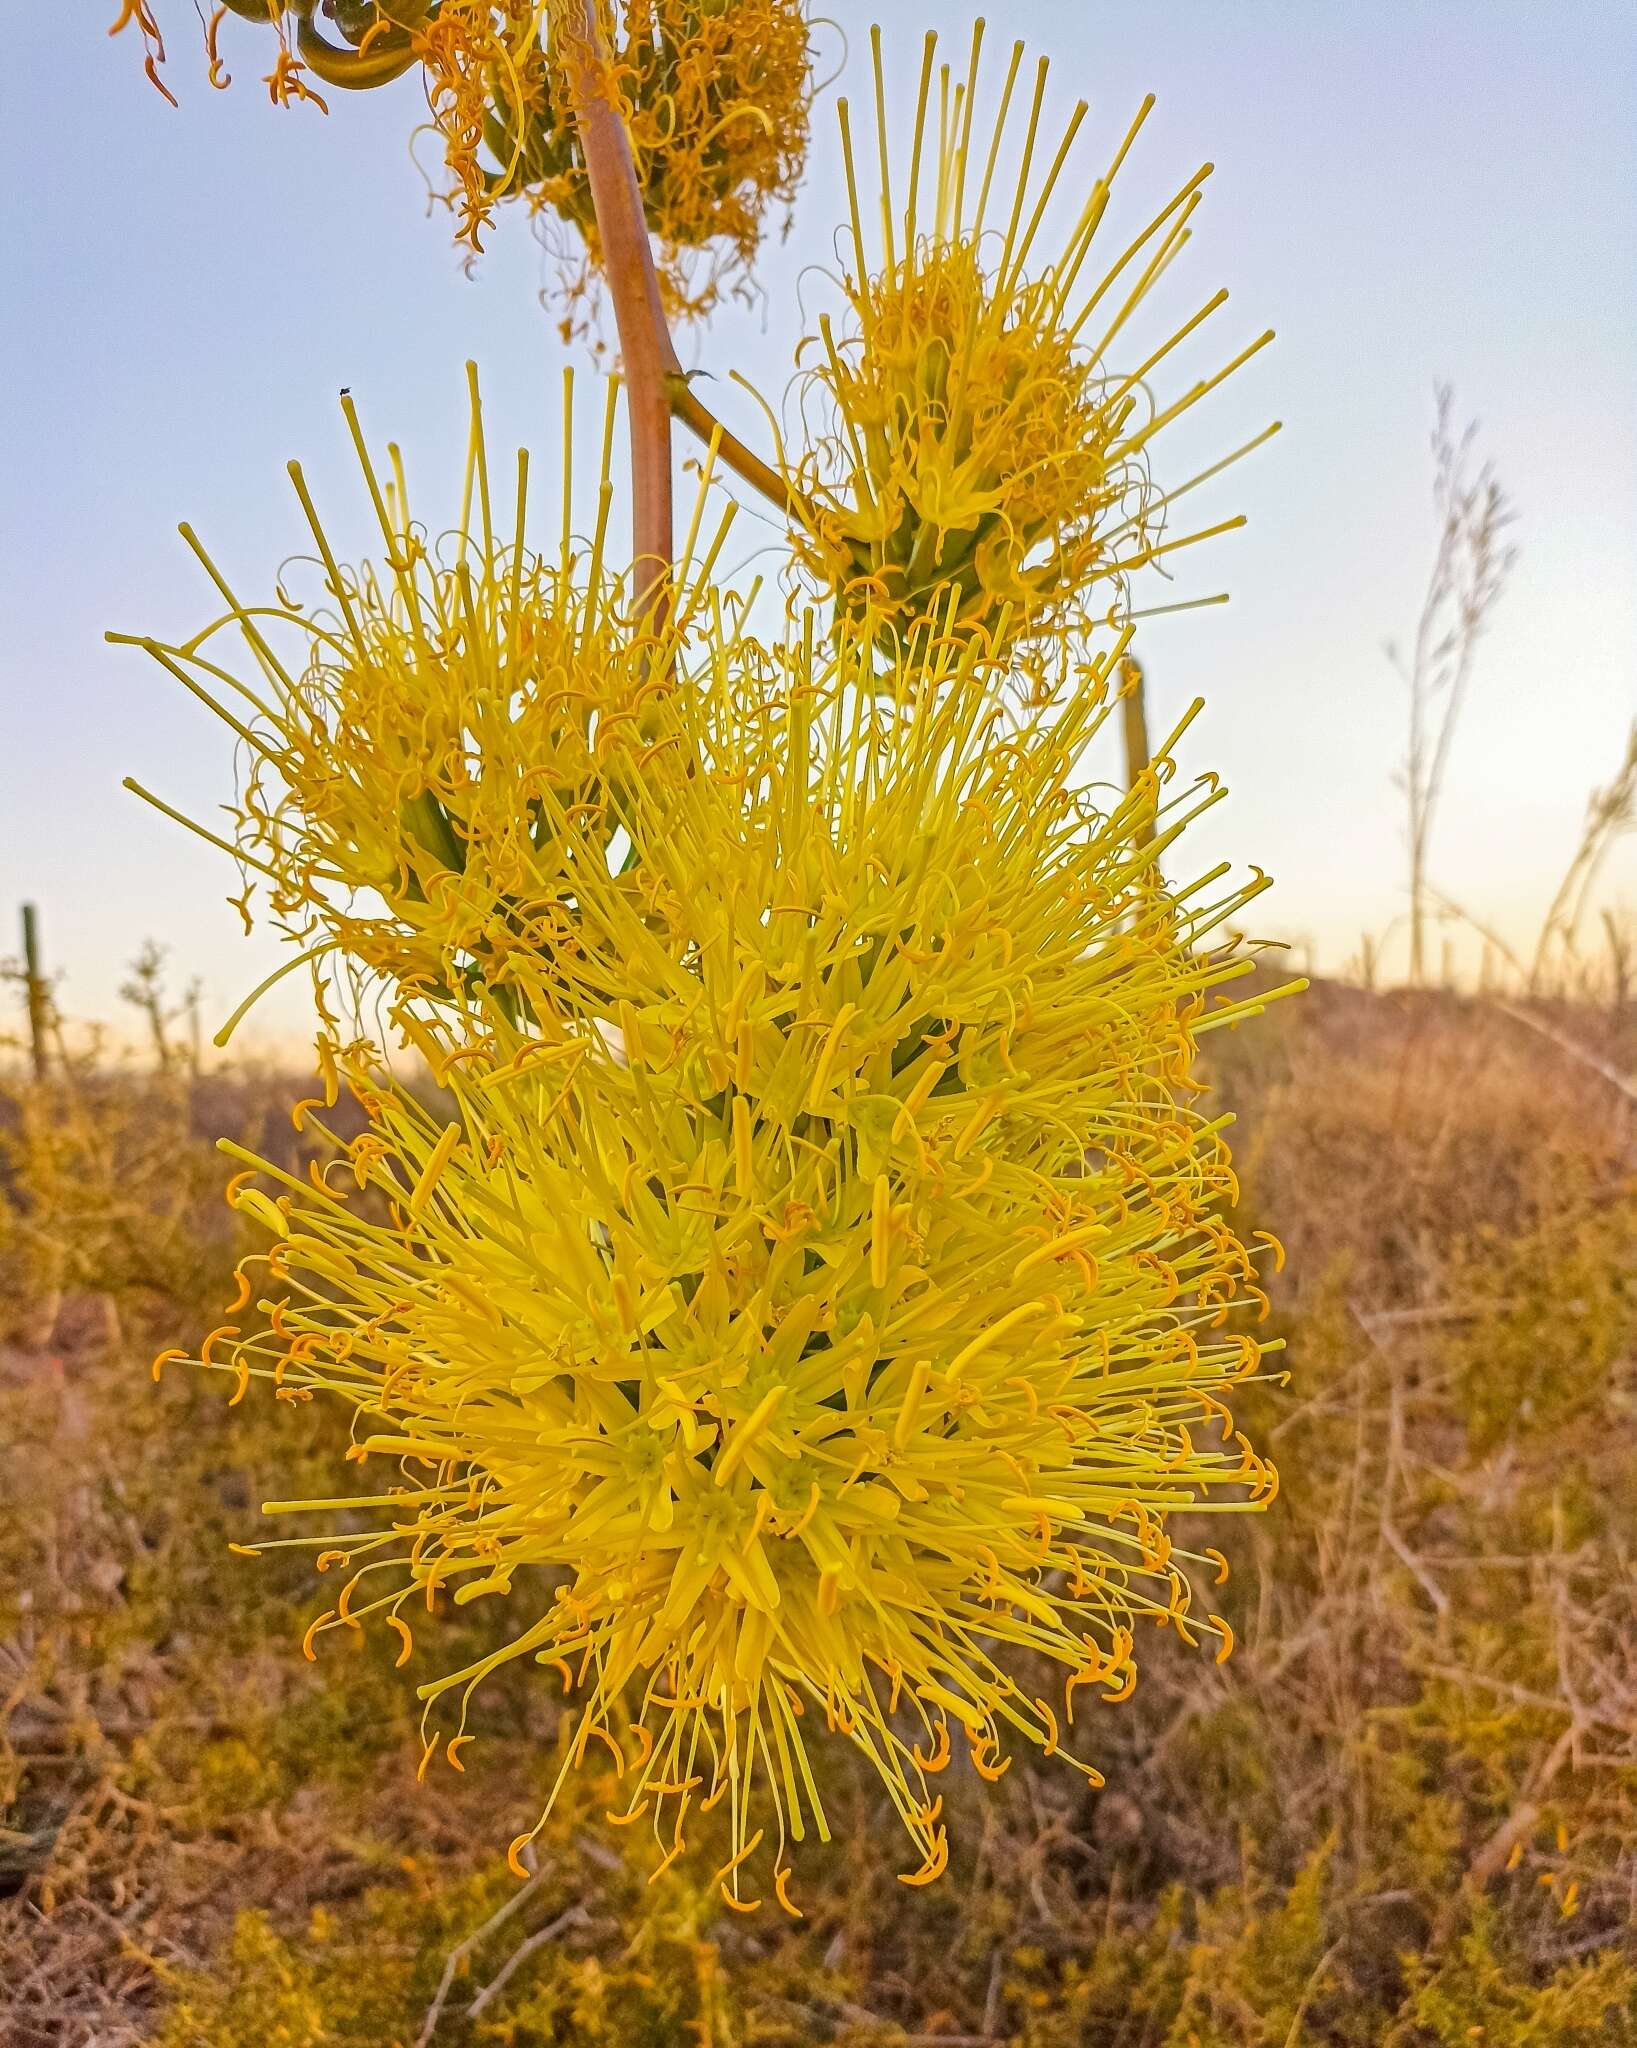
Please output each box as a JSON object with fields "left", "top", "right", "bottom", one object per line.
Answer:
{"left": 119, "top": 10, "right": 1298, "bottom": 1907}
{"left": 558, "top": 0, "right": 814, "bottom": 597}
{"left": 473, "top": 0, "right": 800, "bottom": 608}
{"left": 129, "top": 383, "right": 1299, "bottom": 1904}
{"left": 560, "top": 0, "right": 677, "bottom": 606}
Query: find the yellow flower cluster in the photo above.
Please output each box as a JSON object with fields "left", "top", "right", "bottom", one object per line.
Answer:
{"left": 792, "top": 24, "right": 1279, "bottom": 668}
{"left": 116, "top": 2, "right": 813, "bottom": 314}
{"left": 125, "top": 372, "right": 682, "bottom": 1009}
{"left": 128, "top": 368, "right": 1295, "bottom": 1904}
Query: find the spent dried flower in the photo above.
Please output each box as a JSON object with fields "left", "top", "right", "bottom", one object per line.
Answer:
{"left": 116, "top": 1, "right": 813, "bottom": 314}
{"left": 482, "top": 0, "right": 814, "bottom": 322}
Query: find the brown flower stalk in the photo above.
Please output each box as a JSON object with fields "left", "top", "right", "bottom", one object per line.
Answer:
{"left": 557, "top": 0, "right": 678, "bottom": 612}
{"left": 555, "top": 2, "right": 804, "bottom": 611}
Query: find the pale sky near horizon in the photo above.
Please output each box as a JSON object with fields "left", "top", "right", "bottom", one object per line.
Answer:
{"left": 2, "top": 3, "right": 1633, "bottom": 1057}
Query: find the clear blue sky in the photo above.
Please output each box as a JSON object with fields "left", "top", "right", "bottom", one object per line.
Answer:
{"left": 3, "top": 3, "right": 1633, "bottom": 1052}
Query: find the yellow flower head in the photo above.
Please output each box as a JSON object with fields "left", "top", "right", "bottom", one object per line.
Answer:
{"left": 122, "top": 3, "right": 814, "bottom": 314}
{"left": 117, "top": 369, "right": 720, "bottom": 1019}
{"left": 133, "top": 393, "right": 1297, "bottom": 1904}
{"left": 793, "top": 24, "right": 1278, "bottom": 664}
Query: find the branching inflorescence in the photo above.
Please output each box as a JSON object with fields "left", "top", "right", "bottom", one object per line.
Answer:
{"left": 119, "top": 1, "right": 812, "bottom": 317}
{"left": 120, "top": 8, "right": 1294, "bottom": 1911}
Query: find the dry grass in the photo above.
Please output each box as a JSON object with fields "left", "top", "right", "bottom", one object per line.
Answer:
{"left": 2, "top": 986, "right": 1635, "bottom": 2045}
